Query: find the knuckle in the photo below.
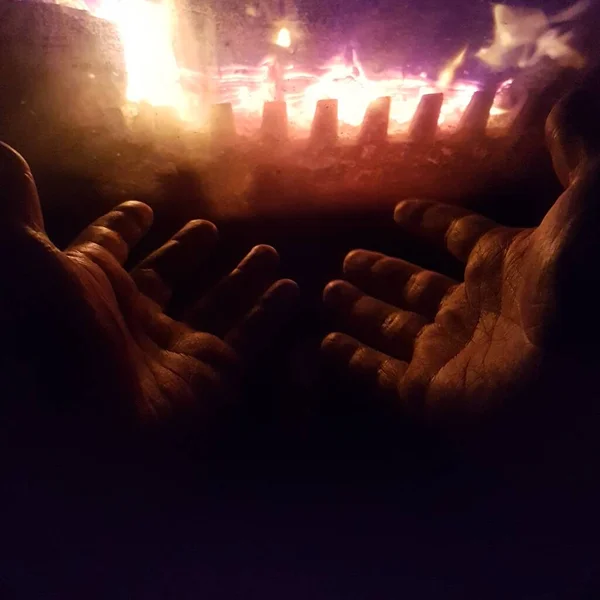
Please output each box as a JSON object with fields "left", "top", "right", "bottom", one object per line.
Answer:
{"left": 404, "top": 270, "right": 432, "bottom": 303}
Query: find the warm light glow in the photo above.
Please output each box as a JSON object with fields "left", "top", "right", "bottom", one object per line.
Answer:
{"left": 218, "top": 51, "right": 487, "bottom": 135}
{"left": 437, "top": 46, "right": 467, "bottom": 89}
{"left": 94, "top": 0, "right": 190, "bottom": 119}
{"left": 275, "top": 27, "right": 292, "bottom": 48}
{"left": 54, "top": 0, "right": 515, "bottom": 134}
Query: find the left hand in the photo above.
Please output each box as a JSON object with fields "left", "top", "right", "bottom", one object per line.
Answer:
{"left": 320, "top": 89, "right": 600, "bottom": 436}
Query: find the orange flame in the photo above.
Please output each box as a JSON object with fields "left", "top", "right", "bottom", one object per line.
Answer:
{"left": 93, "top": 0, "right": 191, "bottom": 119}
{"left": 437, "top": 46, "right": 467, "bottom": 89}
{"left": 219, "top": 52, "right": 488, "bottom": 136}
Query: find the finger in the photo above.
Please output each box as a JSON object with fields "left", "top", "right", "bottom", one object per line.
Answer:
{"left": 184, "top": 245, "right": 280, "bottom": 336}
{"left": 394, "top": 199, "right": 499, "bottom": 263}
{"left": 0, "top": 142, "right": 44, "bottom": 233}
{"left": 321, "top": 332, "right": 407, "bottom": 396}
{"left": 323, "top": 280, "right": 427, "bottom": 362}
{"left": 68, "top": 201, "right": 154, "bottom": 265}
{"left": 225, "top": 279, "right": 299, "bottom": 359}
{"left": 131, "top": 220, "right": 218, "bottom": 308}
{"left": 546, "top": 88, "right": 600, "bottom": 187}
{"left": 343, "top": 249, "right": 458, "bottom": 319}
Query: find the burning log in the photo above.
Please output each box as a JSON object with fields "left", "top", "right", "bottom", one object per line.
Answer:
{"left": 309, "top": 99, "right": 338, "bottom": 149}
{"left": 408, "top": 93, "right": 444, "bottom": 144}
{"left": 358, "top": 97, "right": 391, "bottom": 145}
{"left": 210, "top": 102, "right": 237, "bottom": 147}
{"left": 456, "top": 90, "right": 497, "bottom": 140}
{"left": 261, "top": 100, "right": 288, "bottom": 143}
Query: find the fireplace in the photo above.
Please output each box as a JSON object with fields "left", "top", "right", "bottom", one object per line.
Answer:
{"left": 0, "top": 0, "right": 591, "bottom": 241}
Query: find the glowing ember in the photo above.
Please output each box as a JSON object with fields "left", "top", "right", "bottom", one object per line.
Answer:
{"left": 275, "top": 27, "right": 292, "bottom": 49}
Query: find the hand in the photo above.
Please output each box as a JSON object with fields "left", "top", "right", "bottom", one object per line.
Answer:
{"left": 0, "top": 143, "right": 298, "bottom": 429}
{"left": 321, "top": 89, "right": 600, "bottom": 432}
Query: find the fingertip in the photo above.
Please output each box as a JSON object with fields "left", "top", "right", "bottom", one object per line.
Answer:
{"left": 186, "top": 218, "right": 219, "bottom": 235}
{"left": 322, "top": 279, "right": 344, "bottom": 304}
{"left": 251, "top": 244, "right": 279, "bottom": 257}
{"left": 0, "top": 142, "right": 30, "bottom": 173}
{"left": 343, "top": 249, "right": 380, "bottom": 275}
{"left": 322, "top": 279, "right": 358, "bottom": 308}
{"left": 394, "top": 199, "right": 425, "bottom": 224}
{"left": 0, "top": 141, "right": 44, "bottom": 232}
{"left": 174, "top": 219, "right": 219, "bottom": 244}
{"left": 115, "top": 201, "right": 154, "bottom": 231}
{"left": 246, "top": 244, "right": 280, "bottom": 268}
{"left": 546, "top": 89, "right": 600, "bottom": 186}
{"left": 320, "top": 331, "right": 345, "bottom": 352}
{"left": 320, "top": 332, "right": 359, "bottom": 366}
{"left": 267, "top": 278, "right": 300, "bottom": 303}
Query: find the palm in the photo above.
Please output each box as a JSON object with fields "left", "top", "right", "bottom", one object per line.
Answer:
{"left": 322, "top": 92, "right": 600, "bottom": 425}
{"left": 0, "top": 144, "right": 297, "bottom": 425}
{"left": 402, "top": 224, "right": 537, "bottom": 414}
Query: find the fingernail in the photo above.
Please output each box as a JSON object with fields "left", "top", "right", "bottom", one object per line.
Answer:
{"left": 243, "top": 244, "right": 280, "bottom": 269}
{"left": 394, "top": 199, "right": 422, "bottom": 223}
{"left": 343, "top": 249, "right": 378, "bottom": 274}
{"left": 322, "top": 280, "right": 357, "bottom": 307}
{"left": 117, "top": 201, "right": 154, "bottom": 230}
{"left": 174, "top": 219, "right": 218, "bottom": 243}
{"left": 263, "top": 279, "right": 299, "bottom": 307}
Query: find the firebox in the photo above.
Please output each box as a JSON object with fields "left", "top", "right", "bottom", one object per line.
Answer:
{"left": 0, "top": 0, "right": 594, "bottom": 230}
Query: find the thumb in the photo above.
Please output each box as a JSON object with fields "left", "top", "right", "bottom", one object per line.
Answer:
{"left": 0, "top": 142, "right": 44, "bottom": 233}
{"left": 545, "top": 88, "right": 600, "bottom": 188}
{"left": 524, "top": 91, "right": 600, "bottom": 348}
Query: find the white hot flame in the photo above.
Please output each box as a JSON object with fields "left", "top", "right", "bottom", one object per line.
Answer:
{"left": 94, "top": 0, "right": 189, "bottom": 118}
{"left": 275, "top": 26, "right": 292, "bottom": 48}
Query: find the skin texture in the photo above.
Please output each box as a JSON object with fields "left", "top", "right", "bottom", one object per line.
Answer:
{"left": 0, "top": 143, "right": 298, "bottom": 428}
{"left": 322, "top": 89, "right": 600, "bottom": 432}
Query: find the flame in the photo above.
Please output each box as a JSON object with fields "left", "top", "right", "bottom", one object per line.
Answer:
{"left": 437, "top": 46, "right": 467, "bottom": 88}
{"left": 275, "top": 27, "right": 292, "bottom": 48}
{"left": 51, "top": 0, "right": 514, "bottom": 135}
{"left": 94, "top": 0, "right": 190, "bottom": 119}
{"left": 476, "top": 1, "right": 587, "bottom": 71}
{"left": 219, "top": 51, "right": 486, "bottom": 135}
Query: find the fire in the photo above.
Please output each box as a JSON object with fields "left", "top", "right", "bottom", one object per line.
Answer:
{"left": 219, "top": 52, "right": 483, "bottom": 135}
{"left": 96, "top": 0, "right": 187, "bottom": 118}
{"left": 437, "top": 46, "right": 468, "bottom": 89}
{"left": 275, "top": 27, "right": 292, "bottom": 49}
{"left": 53, "top": 0, "right": 519, "bottom": 135}
{"left": 476, "top": 1, "right": 588, "bottom": 70}
{"left": 57, "top": 0, "right": 190, "bottom": 119}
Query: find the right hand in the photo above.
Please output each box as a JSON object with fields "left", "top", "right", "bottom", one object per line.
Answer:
{"left": 0, "top": 143, "right": 298, "bottom": 429}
